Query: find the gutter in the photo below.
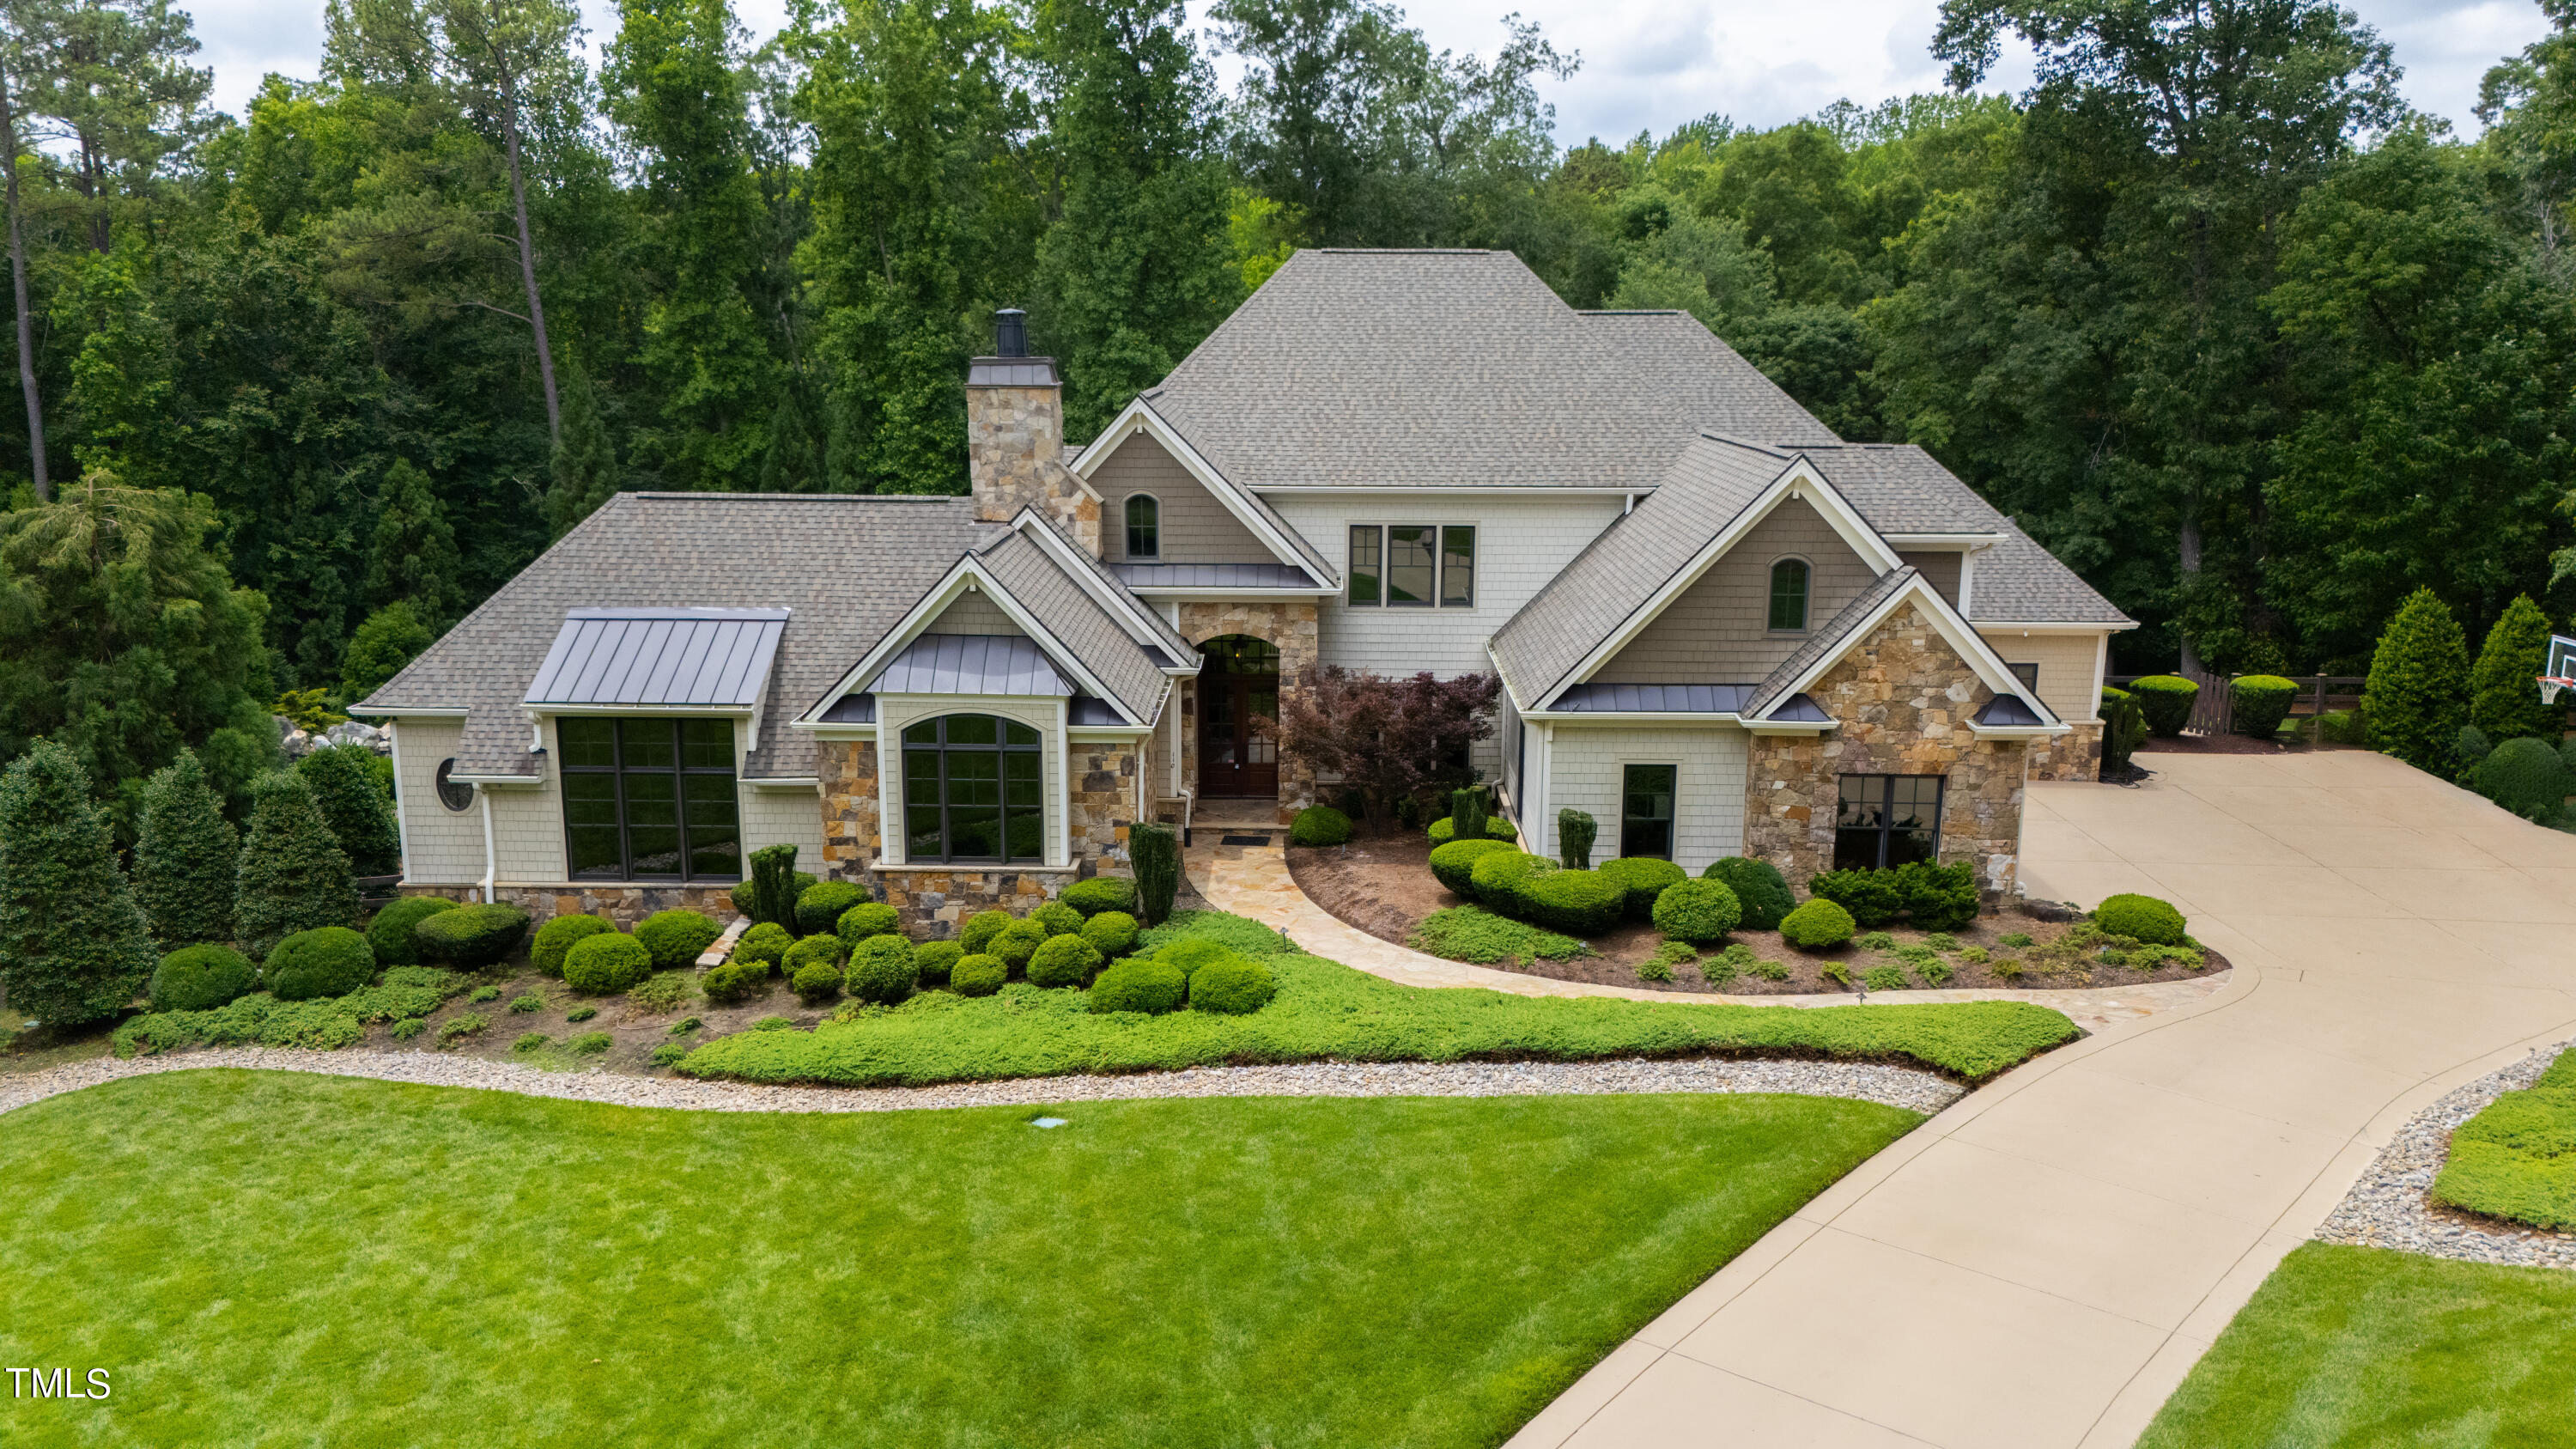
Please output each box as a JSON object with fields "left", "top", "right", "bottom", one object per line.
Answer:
{"left": 477, "top": 785, "right": 496, "bottom": 905}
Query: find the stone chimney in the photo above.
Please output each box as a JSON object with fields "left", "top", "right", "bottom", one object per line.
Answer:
{"left": 967, "top": 308, "right": 1101, "bottom": 555}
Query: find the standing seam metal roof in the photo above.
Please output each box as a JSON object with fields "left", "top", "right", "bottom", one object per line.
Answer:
{"left": 524, "top": 610, "right": 788, "bottom": 708}
{"left": 871, "top": 634, "right": 1072, "bottom": 697}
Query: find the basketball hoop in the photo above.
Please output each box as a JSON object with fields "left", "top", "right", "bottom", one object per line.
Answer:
{"left": 2543, "top": 634, "right": 2576, "bottom": 705}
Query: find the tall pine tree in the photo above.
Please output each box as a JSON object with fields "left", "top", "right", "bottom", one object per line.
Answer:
{"left": 234, "top": 770, "right": 359, "bottom": 959}
{"left": 0, "top": 740, "right": 157, "bottom": 1025}
{"left": 365, "top": 459, "right": 465, "bottom": 629}
{"left": 134, "top": 747, "right": 239, "bottom": 949}
{"left": 546, "top": 356, "right": 622, "bottom": 536}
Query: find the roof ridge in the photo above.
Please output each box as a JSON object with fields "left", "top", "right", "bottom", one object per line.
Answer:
{"left": 628, "top": 491, "right": 970, "bottom": 502}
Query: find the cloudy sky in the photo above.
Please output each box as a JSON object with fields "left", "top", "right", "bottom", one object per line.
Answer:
{"left": 185, "top": 0, "right": 2552, "bottom": 144}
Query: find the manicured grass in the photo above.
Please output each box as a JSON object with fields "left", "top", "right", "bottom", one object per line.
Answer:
{"left": 2139, "top": 1243, "right": 2576, "bottom": 1448}
{"left": 2431, "top": 1048, "right": 2576, "bottom": 1229}
{"left": 684, "top": 910, "right": 2081, "bottom": 1087}
{"left": 0, "top": 1070, "right": 1920, "bottom": 1449}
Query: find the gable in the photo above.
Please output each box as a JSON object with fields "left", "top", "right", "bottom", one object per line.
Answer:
{"left": 1805, "top": 598, "right": 1996, "bottom": 728}
{"left": 1589, "top": 496, "right": 1881, "bottom": 686}
{"left": 927, "top": 588, "right": 1024, "bottom": 637}
{"left": 1896, "top": 551, "right": 1961, "bottom": 606}
{"left": 1091, "top": 431, "right": 1278, "bottom": 566}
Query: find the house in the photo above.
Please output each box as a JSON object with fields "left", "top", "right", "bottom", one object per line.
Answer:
{"left": 355, "top": 249, "right": 2132, "bottom": 932}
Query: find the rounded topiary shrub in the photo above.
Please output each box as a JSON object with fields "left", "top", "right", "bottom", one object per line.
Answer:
{"left": 411, "top": 902, "right": 531, "bottom": 970}
{"left": 845, "top": 934, "right": 916, "bottom": 1004}
{"left": 913, "top": 940, "right": 964, "bottom": 986}
{"left": 729, "top": 921, "right": 793, "bottom": 970}
{"left": 636, "top": 910, "right": 722, "bottom": 970}
{"left": 1152, "top": 938, "right": 1237, "bottom": 981}
{"left": 1028, "top": 932, "right": 1105, "bottom": 988}
{"left": 1651, "top": 878, "right": 1742, "bottom": 944}
{"left": 1089, "top": 958, "right": 1187, "bottom": 1014}
{"left": 1031, "top": 901, "right": 1084, "bottom": 937}
{"left": 2231, "top": 675, "right": 2300, "bottom": 739}
{"left": 1597, "top": 857, "right": 1686, "bottom": 921}
{"left": 951, "top": 954, "right": 1007, "bottom": 996}
{"left": 367, "top": 896, "right": 456, "bottom": 968}
{"left": 2476, "top": 736, "right": 2573, "bottom": 824}
{"left": 1081, "top": 910, "right": 1139, "bottom": 958}
{"left": 1427, "top": 815, "right": 1518, "bottom": 845}
{"left": 264, "top": 926, "right": 377, "bottom": 1001}
{"left": 1468, "top": 849, "right": 1557, "bottom": 911}
{"left": 796, "top": 881, "right": 869, "bottom": 936}
{"left": 1704, "top": 857, "right": 1794, "bottom": 930}
{"left": 1518, "top": 869, "right": 1628, "bottom": 935}
{"left": 2129, "top": 675, "right": 2200, "bottom": 738}
{"left": 1290, "top": 806, "right": 1353, "bottom": 847}
{"left": 783, "top": 934, "right": 845, "bottom": 977}
{"left": 793, "top": 962, "right": 844, "bottom": 1003}
{"left": 959, "top": 909, "right": 1015, "bottom": 955}
{"left": 835, "top": 901, "right": 901, "bottom": 947}
{"left": 563, "top": 932, "right": 653, "bottom": 995}
{"left": 1188, "top": 955, "right": 1278, "bottom": 1014}
{"left": 151, "top": 944, "right": 256, "bottom": 1012}
{"left": 2093, "top": 892, "right": 2188, "bottom": 946}
{"left": 1430, "top": 837, "right": 1514, "bottom": 896}
{"left": 702, "top": 957, "right": 772, "bottom": 1004}
{"left": 989, "top": 920, "right": 1048, "bottom": 972}
{"left": 1061, "top": 876, "right": 1137, "bottom": 917}
{"left": 1779, "top": 898, "right": 1856, "bottom": 950}
{"left": 531, "top": 912, "right": 616, "bottom": 977}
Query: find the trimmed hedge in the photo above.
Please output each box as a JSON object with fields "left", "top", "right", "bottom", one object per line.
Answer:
{"left": 2099, "top": 686, "right": 2148, "bottom": 772}
{"left": 2129, "top": 675, "right": 2200, "bottom": 738}
{"left": 1597, "top": 857, "right": 1685, "bottom": 921}
{"left": 1427, "top": 815, "right": 1518, "bottom": 845}
{"left": 1061, "top": 876, "right": 1138, "bottom": 917}
{"left": 1081, "top": 911, "right": 1139, "bottom": 958}
{"left": 564, "top": 933, "right": 653, "bottom": 995}
{"left": 368, "top": 896, "right": 457, "bottom": 969}
{"left": 150, "top": 944, "right": 257, "bottom": 1012}
{"left": 1188, "top": 956, "right": 1278, "bottom": 1014}
{"left": 1555, "top": 809, "right": 1597, "bottom": 870}
{"left": 1517, "top": 869, "right": 1627, "bottom": 935}
{"left": 530, "top": 912, "right": 614, "bottom": 977}
{"left": 1089, "top": 959, "right": 1187, "bottom": 1014}
{"left": 2476, "top": 737, "right": 2572, "bottom": 823}
{"left": 1132, "top": 822, "right": 1181, "bottom": 926}
{"left": 951, "top": 954, "right": 1007, "bottom": 996}
{"left": 1807, "top": 869, "right": 1901, "bottom": 928}
{"left": 784, "top": 934, "right": 846, "bottom": 977}
{"left": 1029, "top": 933, "right": 1104, "bottom": 988}
{"left": 914, "top": 941, "right": 964, "bottom": 986}
{"left": 635, "top": 910, "right": 722, "bottom": 970}
{"left": 1468, "top": 849, "right": 1556, "bottom": 910}
{"left": 793, "top": 963, "right": 844, "bottom": 1003}
{"left": 1780, "top": 898, "right": 1856, "bottom": 950}
{"left": 2231, "top": 675, "right": 2300, "bottom": 738}
{"left": 1896, "top": 861, "right": 1980, "bottom": 933}
{"left": 959, "top": 910, "right": 1014, "bottom": 955}
{"left": 1030, "top": 902, "right": 1084, "bottom": 937}
{"left": 265, "top": 927, "right": 376, "bottom": 1002}
{"left": 796, "top": 882, "right": 869, "bottom": 936}
{"left": 835, "top": 902, "right": 901, "bottom": 948}
{"left": 2094, "top": 893, "right": 2187, "bottom": 946}
{"left": 1704, "top": 857, "right": 1794, "bottom": 931}
{"left": 412, "top": 903, "right": 531, "bottom": 970}
{"left": 702, "top": 958, "right": 772, "bottom": 1004}
{"left": 1289, "top": 806, "right": 1353, "bottom": 847}
{"left": 845, "top": 935, "right": 916, "bottom": 1004}
{"left": 990, "top": 920, "right": 1048, "bottom": 971}
{"left": 729, "top": 922, "right": 793, "bottom": 969}
{"left": 1430, "top": 837, "right": 1514, "bottom": 896}
{"left": 1651, "top": 879, "right": 1741, "bottom": 944}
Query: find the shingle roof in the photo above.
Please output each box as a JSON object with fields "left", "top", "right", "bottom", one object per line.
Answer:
{"left": 1795, "top": 445, "right": 2130, "bottom": 626}
{"left": 971, "top": 531, "right": 1170, "bottom": 723}
{"left": 1143, "top": 251, "right": 1836, "bottom": 492}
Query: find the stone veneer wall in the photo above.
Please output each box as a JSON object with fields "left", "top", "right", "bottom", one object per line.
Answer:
{"left": 1176, "top": 600, "right": 1321, "bottom": 823}
{"left": 1741, "top": 601, "right": 2031, "bottom": 901}
{"left": 2024, "top": 721, "right": 2103, "bottom": 782}
{"left": 1069, "top": 740, "right": 1140, "bottom": 863}
{"left": 966, "top": 374, "right": 1101, "bottom": 555}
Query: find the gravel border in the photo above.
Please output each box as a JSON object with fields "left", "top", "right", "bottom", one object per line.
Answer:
{"left": 2314, "top": 1039, "right": 2576, "bottom": 1270}
{"left": 0, "top": 1048, "right": 1965, "bottom": 1119}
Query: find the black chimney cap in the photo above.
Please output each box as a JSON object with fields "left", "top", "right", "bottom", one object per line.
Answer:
{"left": 995, "top": 307, "right": 1028, "bottom": 357}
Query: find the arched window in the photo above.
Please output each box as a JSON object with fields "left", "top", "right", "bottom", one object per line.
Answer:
{"left": 902, "top": 714, "right": 1044, "bottom": 863}
{"left": 1125, "top": 495, "right": 1160, "bottom": 559}
{"left": 1768, "top": 557, "right": 1810, "bottom": 631}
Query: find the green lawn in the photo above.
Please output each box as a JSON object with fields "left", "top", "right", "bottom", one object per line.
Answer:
{"left": 2140, "top": 1243, "right": 2576, "bottom": 1448}
{"left": 0, "top": 1069, "right": 1920, "bottom": 1448}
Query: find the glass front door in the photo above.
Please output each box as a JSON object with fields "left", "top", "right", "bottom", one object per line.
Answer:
{"left": 1197, "top": 636, "right": 1281, "bottom": 798}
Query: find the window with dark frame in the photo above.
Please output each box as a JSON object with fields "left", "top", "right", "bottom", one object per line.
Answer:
{"left": 1621, "top": 764, "right": 1677, "bottom": 859}
{"left": 1347, "top": 525, "right": 1382, "bottom": 606}
{"left": 1386, "top": 525, "right": 1436, "bottom": 605}
{"left": 1769, "top": 557, "right": 1810, "bottom": 631}
{"left": 1833, "top": 774, "right": 1944, "bottom": 871}
{"left": 2008, "top": 661, "right": 2040, "bottom": 691}
{"left": 560, "top": 718, "right": 742, "bottom": 881}
{"left": 1346, "top": 524, "right": 1478, "bottom": 607}
{"left": 434, "top": 758, "right": 474, "bottom": 813}
{"left": 1125, "top": 495, "right": 1159, "bottom": 559}
{"left": 902, "top": 714, "right": 1045, "bottom": 864}
{"left": 1441, "top": 526, "right": 1476, "bottom": 606}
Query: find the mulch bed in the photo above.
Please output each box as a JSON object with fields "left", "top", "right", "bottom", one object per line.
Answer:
{"left": 1286, "top": 835, "right": 2230, "bottom": 997}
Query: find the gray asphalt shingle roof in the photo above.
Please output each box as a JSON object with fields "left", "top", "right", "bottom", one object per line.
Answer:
{"left": 970, "top": 531, "right": 1170, "bottom": 723}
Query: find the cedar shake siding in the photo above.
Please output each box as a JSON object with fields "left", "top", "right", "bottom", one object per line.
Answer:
{"left": 1092, "top": 432, "right": 1278, "bottom": 565}
{"left": 1589, "top": 498, "right": 1878, "bottom": 685}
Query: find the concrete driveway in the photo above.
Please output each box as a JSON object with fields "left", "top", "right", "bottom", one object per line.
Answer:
{"left": 1508, "top": 748, "right": 2576, "bottom": 1449}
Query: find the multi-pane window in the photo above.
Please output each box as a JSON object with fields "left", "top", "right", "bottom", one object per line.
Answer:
{"left": 902, "top": 715, "right": 1045, "bottom": 864}
{"left": 1833, "top": 775, "right": 1943, "bottom": 870}
{"left": 1125, "top": 495, "right": 1159, "bottom": 558}
{"left": 1769, "top": 557, "right": 1810, "bottom": 631}
{"left": 1346, "top": 525, "right": 1476, "bottom": 607}
{"left": 2008, "top": 661, "right": 2040, "bottom": 691}
{"left": 1621, "top": 764, "right": 1677, "bottom": 860}
{"left": 560, "top": 718, "right": 741, "bottom": 881}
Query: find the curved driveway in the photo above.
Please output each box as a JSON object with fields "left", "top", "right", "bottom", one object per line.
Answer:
{"left": 1509, "top": 748, "right": 2576, "bottom": 1449}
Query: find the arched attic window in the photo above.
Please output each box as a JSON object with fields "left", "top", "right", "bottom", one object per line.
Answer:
{"left": 1125, "top": 495, "right": 1160, "bottom": 559}
{"left": 1768, "top": 557, "right": 1811, "bottom": 631}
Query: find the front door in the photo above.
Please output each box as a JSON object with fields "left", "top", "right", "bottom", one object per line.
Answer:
{"left": 1198, "top": 636, "right": 1280, "bottom": 798}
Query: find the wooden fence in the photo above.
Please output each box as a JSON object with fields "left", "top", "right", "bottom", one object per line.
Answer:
{"left": 2108, "top": 673, "right": 2366, "bottom": 737}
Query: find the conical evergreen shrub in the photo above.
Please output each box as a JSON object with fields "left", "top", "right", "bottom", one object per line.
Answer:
{"left": 0, "top": 741, "right": 157, "bottom": 1025}
{"left": 297, "top": 744, "right": 402, "bottom": 876}
{"left": 133, "top": 748, "right": 238, "bottom": 948}
{"left": 2364, "top": 588, "right": 2470, "bottom": 772}
{"left": 2470, "top": 594, "right": 2561, "bottom": 743}
{"left": 235, "top": 771, "right": 359, "bottom": 959}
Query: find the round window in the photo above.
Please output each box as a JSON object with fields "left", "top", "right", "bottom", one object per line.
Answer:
{"left": 434, "top": 758, "right": 475, "bottom": 813}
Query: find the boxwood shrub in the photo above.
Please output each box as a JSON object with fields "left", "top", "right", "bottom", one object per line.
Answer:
{"left": 531, "top": 913, "right": 615, "bottom": 977}
{"left": 1028, "top": 932, "right": 1105, "bottom": 988}
{"left": 1031, "top": 901, "right": 1084, "bottom": 937}
{"left": 845, "top": 935, "right": 916, "bottom": 1004}
{"left": 1468, "top": 849, "right": 1557, "bottom": 910}
{"left": 1780, "top": 898, "right": 1856, "bottom": 950}
{"left": 2093, "top": 893, "right": 2188, "bottom": 946}
{"left": 793, "top": 963, "right": 844, "bottom": 1003}
{"left": 989, "top": 919, "right": 1048, "bottom": 972}
{"left": 1081, "top": 910, "right": 1139, "bottom": 958}
{"left": 563, "top": 932, "right": 653, "bottom": 995}
{"left": 783, "top": 934, "right": 845, "bottom": 977}
{"left": 1289, "top": 806, "right": 1353, "bottom": 847}
{"left": 700, "top": 957, "right": 772, "bottom": 1003}
{"left": 1089, "top": 958, "right": 1187, "bottom": 1014}
{"left": 151, "top": 944, "right": 257, "bottom": 1012}
{"left": 796, "top": 881, "right": 869, "bottom": 936}
{"left": 835, "top": 901, "right": 901, "bottom": 947}
{"left": 729, "top": 922, "right": 793, "bottom": 969}
{"left": 1188, "top": 955, "right": 1278, "bottom": 1014}
{"left": 1430, "top": 837, "right": 1513, "bottom": 896}
{"left": 635, "top": 910, "right": 722, "bottom": 970}
{"left": 264, "top": 926, "right": 375, "bottom": 1001}
{"left": 411, "top": 902, "right": 531, "bottom": 971}
{"left": 913, "top": 940, "right": 964, "bottom": 986}
{"left": 2476, "top": 736, "right": 2572, "bottom": 823}
{"left": 2129, "top": 674, "right": 2199, "bottom": 737}
{"left": 1703, "top": 857, "right": 1795, "bottom": 930}
{"left": 1517, "top": 869, "right": 1627, "bottom": 935}
{"left": 1060, "top": 876, "right": 1138, "bottom": 917}
{"left": 1427, "top": 815, "right": 1518, "bottom": 845}
{"left": 951, "top": 953, "right": 1006, "bottom": 996}
{"left": 2231, "top": 674, "right": 2300, "bottom": 738}
{"left": 1895, "top": 861, "right": 1980, "bottom": 933}
{"left": 1806, "top": 869, "right": 1901, "bottom": 928}
{"left": 1651, "top": 879, "right": 1741, "bottom": 944}
{"left": 1596, "top": 857, "right": 1686, "bottom": 921}
{"left": 367, "top": 896, "right": 456, "bottom": 968}
{"left": 958, "top": 909, "right": 1014, "bottom": 954}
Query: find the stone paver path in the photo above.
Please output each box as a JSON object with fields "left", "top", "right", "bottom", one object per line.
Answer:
{"left": 1508, "top": 749, "right": 2576, "bottom": 1449}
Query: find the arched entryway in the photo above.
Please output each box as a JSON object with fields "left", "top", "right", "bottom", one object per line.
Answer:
{"left": 1197, "top": 635, "right": 1279, "bottom": 798}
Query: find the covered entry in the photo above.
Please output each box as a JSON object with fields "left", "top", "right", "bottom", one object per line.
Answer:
{"left": 1197, "top": 635, "right": 1279, "bottom": 797}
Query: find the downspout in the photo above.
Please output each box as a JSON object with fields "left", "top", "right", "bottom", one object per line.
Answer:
{"left": 477, "top": 784, "right": 496, "bottom": 904}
